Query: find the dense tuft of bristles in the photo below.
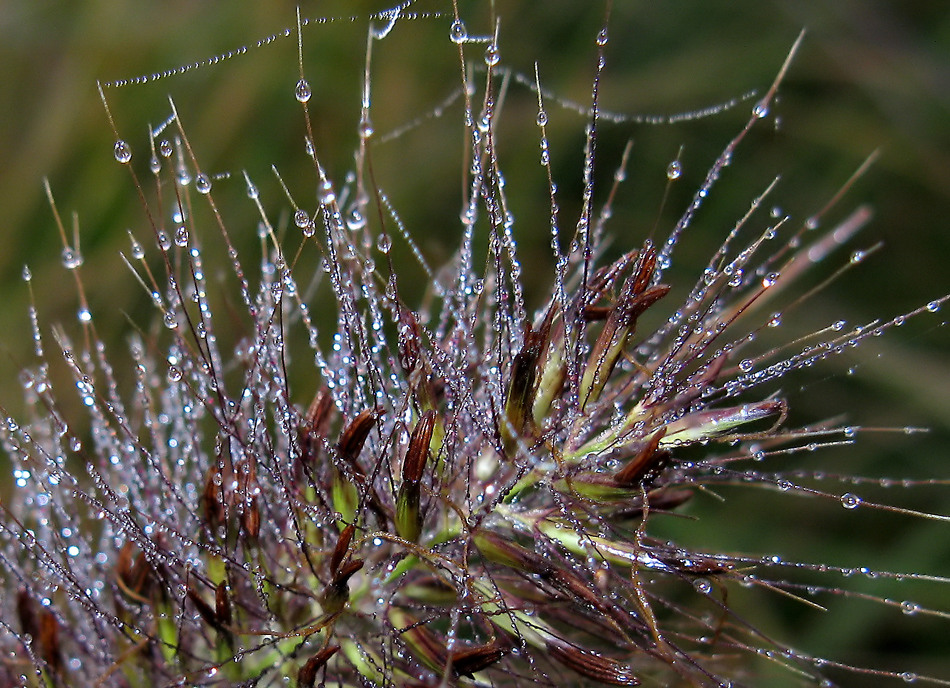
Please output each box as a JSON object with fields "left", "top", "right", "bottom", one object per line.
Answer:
{"left": 1, "top": 5, "right": 948, "bottom": 688}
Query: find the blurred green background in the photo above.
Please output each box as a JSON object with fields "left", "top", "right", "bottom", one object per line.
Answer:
{"left": 1, "top": 0, "right": 947, "bottom": 683}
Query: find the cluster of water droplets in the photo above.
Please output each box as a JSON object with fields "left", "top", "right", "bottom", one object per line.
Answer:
{"left": 3, "top": 5, "right": 949, "bottom": 688}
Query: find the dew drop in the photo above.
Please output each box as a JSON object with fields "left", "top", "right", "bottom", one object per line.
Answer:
{"left": 294, "top": 209, "right": 310, "bottom": 229}
{"left": 22, "top": 266, "right": 32, "bottom": 281}
{"left": 346, "top": 209, "right": 366, "bottom": 231}
{"left": 377, "top": 234, "right": 392, "bottom": 253}
{"left": 761, "top": 272, "right": 779, "bottom": 287}
{"left": 900, "top": 600, "right": 919, "bottom": 616}
{"left": 174, "top": 226, "right": 189, "bottom": 247}
{"left": 693, "top": 578, "right": 712, "bottom": 594}
{"left": 449, "top": 19, "right": 467, "bottom": 43}
{"left": 159, "top": 139, "right": 173, "bottom": 157}
{"left": 113, "top": 140, "right": 132, "bottom": 163}
{"left": 840, "top": 492, "right": 861, "bottom": 509}
{"left": 752, "top": 100, "right": 769, "bottom": 119}
{"left": 295, "top": 78, "right": 312, "bottom": 103}
{"left": 149, "top": 155, "right": 161, "bottom": 174}
{"left": 484, "top": 44, "right": 500, "bottom": 66}
{"left": 319, "top": 179, "right": 336, "bottom": 205}
{"left": 595, "top": 28, "right": 609, "bottom": 46}
{"left": 163, "top": 312, "right": 178, "bottom": 330}
{"left": 536, "top": 111, "right": 548, "bottom": 127}
{"left": 738, "top": 358, "right": 753, "bottom": 372}
{"left": 666, "top": 160, "right": 682, "bottom": 180}
{"left": 926, "top": 300, "right": 940, "bottom": 313}
{"left": 352, "top": 114, "right": 371, "bottom": 140}
{"left": 77, "top": 308, "right": 92, "bottom": 323}
{"left": 61, "top": 248, "right": 83, "bottom": 270}
{"left": 195, "top": 174, "right": 212, "bottom": 194}
{"left": 167, "top": 366, "right": 183, "bottom": 383}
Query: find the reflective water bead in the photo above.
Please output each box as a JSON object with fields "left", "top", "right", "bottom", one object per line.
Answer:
{"left": 195, "top": 173, "right": 212, "bottom": 194}
{"left": 359, "top": 116, "right": 374, "bottom": 139}
{"left": 62, "top": 247, "right": 83, "bottom": 269}
{"left": 449, "top": 19, "right": 467, "bottom": 43}
{"left": 839, "top": 492, "right": 861, "bottom": 509}
{"left": 174, "top": 226, "right": 189, "bottom": 247}
{"left": 113, "top": 139, "right": 132, "bottom": 163}
{"left": 295, "top": 78, "right": 312, "bottom": 103}
{"left": 376, "top": 234, "right": 392, "bottom": 253}
{"left": 159, "top": 139, "right": 173, "bottom": 157}
{"left": 130, "top": 237, "right": 145, "bottom": 260}
{"left": 666, "top": 160, "right": 682, "bottom": 180}
{"left": 484, "top": 44, "right": 500, "bottom": 66}
{"left": 752, "top": 100, "right": 769, "bottom": 119}
{"left": 293, "top": 209, "right": 310, "bottom": 229}
{"left": 318, "top": 179, "right": 336, "bottom": 205}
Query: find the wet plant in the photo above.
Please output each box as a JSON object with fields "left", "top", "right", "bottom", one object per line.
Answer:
{"left": 1, "top": 3, "right": 948, "bottom": 687}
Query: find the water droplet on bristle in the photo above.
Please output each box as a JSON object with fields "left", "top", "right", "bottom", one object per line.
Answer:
{"left": 62, "top": 248, "right": 83, "bottom": 270}
{"left": 666, "top": 160, "right": 682, "bottom": 180}
{"left": 295, "top": 78, "right": 312, "bottom": 103}
{"left": 195, "top": 174, "right": 212, "bottom": 194}
{"left": 840, "top": 492, "right": 861, "bottom": 509}
{"left": 114, "top": 140, "right": 132, "bottom": 163}
{"left": 449, "top": 20, "right": 467, "bottom": 43}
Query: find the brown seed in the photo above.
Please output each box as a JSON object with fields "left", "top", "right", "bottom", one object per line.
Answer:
{"left": 241, "top": 495, "right": 261, "bottom": 542}
{"left": 38, "top": 608, "right": 62, "bottom": 675}
{"left": 451, "top": 639, "right": 511, "bottom": 677}
{"left": 546, "top": 639, "right": 640, "bottom": 686}
{"left": 116, "top": 541, "right": 153, "bottom": 602}
{"left": 402, "top": 410, "right": 436, "bottom": 485}
{"left": 200, "top": 466, "right": 226, "bottom": 531}
{"left": 397, "top": 305, "right": 422, "bottom": 375}
{"left": 337, "top": 409, "right": 379, "bottom": 466}
{"left": 187, "top": 584, "right": 221, "bottom": 630}
{"left": 330, "top": 523, "right": 355, "bottom": 576}
{"left": 16, "top": 588, "right": 39, "bottom": 641}
{"left": 614, "top": 428, "right": 670, "bottom": 487}
{"left": 503, "top": 323, "right": 549, "bottom": 440}
{"left": 215, "top": 581, "right": 232, "bottom": 627}
{"left": 297, "top": 644, "right": 340, "bottom": 687}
